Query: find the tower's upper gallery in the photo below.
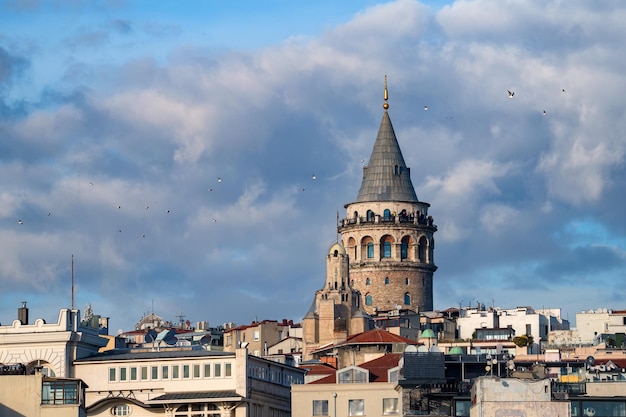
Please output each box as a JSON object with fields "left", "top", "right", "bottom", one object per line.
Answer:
{"left": 353, "top": 79, "right": 419, "bottom": 204}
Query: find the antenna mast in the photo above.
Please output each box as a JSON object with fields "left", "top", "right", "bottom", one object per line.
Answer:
{"left": 71, "top": 254, "right": 75, "bottom": 310}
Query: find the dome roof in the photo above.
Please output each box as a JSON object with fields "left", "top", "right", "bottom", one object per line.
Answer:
{"left": 448, "top": 346, "right": 464, "bottom": 355}
{"left": 420, "top": 328, "right": 436, "bottom": 339}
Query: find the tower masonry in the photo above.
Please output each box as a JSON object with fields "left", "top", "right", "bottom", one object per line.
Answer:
{"left": 338, "top": 77, "right": 437, "bottom": 315}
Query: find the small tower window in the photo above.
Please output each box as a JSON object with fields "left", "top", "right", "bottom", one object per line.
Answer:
{"left": 401, "top": 241, "right": 408, "bottom": 259}
{"left": 365, "top": 294, "right": 373, "bottom": 306}
{"left": 366, "top": 210, "right": 375, "bottom": 222}
{"left": 405, "top": 278, "right": 409, "bottom": 285}
{"left": 367, "top": 243, "right": 374, "bottom": 258}
{"left": 385, "top": 277, "right": 390, "bottom": 285}
{"left": 382, "top": 241, "right": 391, "bottom": 258}
{"left": 366, "top": 278, "right": 371, "bottom": 285}
{"left": 383, "top": 209, "right": 391, "bottom": 221}
{"left": 404, "top": 293, "right": 411, "bottom": 305}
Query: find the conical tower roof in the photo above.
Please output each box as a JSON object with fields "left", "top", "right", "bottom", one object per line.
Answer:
{"left": 354, "top": 79, "right": 418, "bottom": 203}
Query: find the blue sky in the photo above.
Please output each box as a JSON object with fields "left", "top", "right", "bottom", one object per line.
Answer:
{"left": 1, "top": 0, "right": 625, "bottom": 332}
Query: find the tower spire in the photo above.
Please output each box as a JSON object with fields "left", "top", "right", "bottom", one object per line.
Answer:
{"left": 383, "top": 75, "right": 389, "bottom": 110}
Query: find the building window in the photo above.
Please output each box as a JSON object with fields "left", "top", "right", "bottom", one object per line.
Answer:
{"left": 405, "top": 277, "right": 409, "bottom": 285}
{"left": 141, "top": 366, "right": 148, "bottom": 380}
{"left": 526, "top": 324, "right": 532, "bottom": 336}
{"left": 313, "top": 400, "right": 329, "bottom": 416}
{"left": 365, "top": 294, "right": 373, "bottom": 306}
{"left": 225, "top": 363, "right": 232, "bottom": 377}
{"left": 172, "top": 365, "right": 179, "bottom": 379}
{"left": 193, "top": 364, "right": 200, "bottom": 378}
{"left": 162, "top": 365, "right": 169, "bottom": 379}
{"left": 204, "top": 363, "right": 211, "bottom": 378}
{"left": 215, "top": 363, "right": 222, "bottom": 377}
{"left": 385, "top": 277, "right": 390, "bottom": 285}
{"left": 348, "top": 399, "right": 365, "bottom": 416}
{"left": 338, "top": 368, "right": 368, "bottom": 384}
{"left": 366, "top": 277, "right": 371, "bottom": 285}
{"left": 151, "top": 366, "right": 158, "bottom": 380}
{"left": 383, "top": 209, "right": 391, "bottom": 221}
{"left": 183, "top": 364, "right": 190, "bottom": 379}
{"left": 383, "top": 398, "right": 399, "bottom": 415}
{"left": 367, "top": 242, "right": 374, "bottom": 258}
{"left": 41, "top": 380, "right": 78, "bottom": 405}
{"left": 254, "top": 330, "right": 260, "bottom": 341}
{"left": 111, "top": 404, "right": 131, "bottom": 416}
{"left": 130, "top": 367, "right": 137, "bottom": 381}
{"left": 109, "top": 368, "right": 116, "bottom": 382}
{"left": 225, "top": 335, "right": 232, "bottom": 346}
{"left": 382, "top": 242, "right": 391, "bottom": 258}
{"left": 404, "top": 293, "right": 411, "bottom": 305}
{"left": 119, "top": 367, "right": 127, "bottom": 381}
{"left": 401, "top": 242, "right": 408, "bottom": 259}
{"left": 367, "top": 210, "right": 374, "bottom": 222}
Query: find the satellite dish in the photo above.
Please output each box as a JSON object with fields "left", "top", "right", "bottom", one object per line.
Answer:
{"left": 507, "top": 360, "right": 515, "bottom": 370}
{"left": 404, "top": 345, "right": 418, "bottom": 353}
{"left": 429, "top": 345, "right": 441, "bottom": 353}
{"left": 240, "top": 342, "right": 249, "bottom": 349}
{"left": 200, "top": 334, "right": 212, "bottom": 345}
{"left": 584, "top": 408, "right": 596, "bottom": 417}
{"left": 586, "top": 356, "right": 596, "bottom": 368}
{"left": 156, "top": 328, "right": 175, "bottom": 342}
{"left": 144, "top": 329, "right": 157, "bottom": 343}
{"left": 417, "top": 346, "right": 428, "bottom": 352}
{"left": 165, "top": 336, "right": 178, "bottom": 346}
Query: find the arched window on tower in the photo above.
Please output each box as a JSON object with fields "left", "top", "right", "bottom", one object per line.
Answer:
{"left": 383, "top": 209, "right": 391, "bottom": 221}
{"left": 367, "top": 242, "right": 374, "bottom": 258}
{"left": 385, "top": 277, "right": 390, "bottom": 285}
{"left": 382, "top": 241, "right": 391, "bottom": 258}
{"left": 365, "top": 294, "right": 373, "bottom": 306}
{"left": 400, "top": 241, "right": 408, "bottom": 259}
{"left": 404, "top": 293, "right": 411, "bottom": 305}
{"left": 405, "top": 277, "right": 409, "bottom": 285}
{"left": 418, "top": 236, "right": 428, "bottom": 262}
{"left": 366, "top": 278, "right": 371, "bottom": 285}
{"left": 366, "top": 210, "right": 375, "bottom": 222}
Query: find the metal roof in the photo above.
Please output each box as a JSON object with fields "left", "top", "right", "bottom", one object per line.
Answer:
{"left": 149, "top": 390, "right": 242, "bottom": 403}
{"left": 354, "top": 110, "right": 419, "bottom": 204}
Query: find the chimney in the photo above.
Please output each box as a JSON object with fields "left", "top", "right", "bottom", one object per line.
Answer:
{"left": 18, "top": 301, "right": 28, "bottom": 325}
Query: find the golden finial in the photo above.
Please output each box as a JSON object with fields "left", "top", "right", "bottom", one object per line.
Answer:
{"left": 383, "top": 75, "right": 389, "bottom": 110}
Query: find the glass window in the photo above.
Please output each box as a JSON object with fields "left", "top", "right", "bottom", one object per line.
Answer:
{"left": 455, "top": 400, "right": 471, "bottom": 417}
{"left": 204, "top": 363, "right": 211, "bottom": 378}
{"left": 338, "top": 368, "right": 367, "bottom": 384}
{"left": 141, "top": 366, "right": 148, "bottom": 380}
{"left": 254, "top": 330, "right": 260, "bottom": 341}
{"left": 162, "top": 365, "right": 169, "bottom": 379}
{"left": 404, "top": 293, "right": 411, "bottom": 305}
{"left": 365, "top": 294, "right": 373, "bottom": 306}
{"left": 111, "top": 404, "right": 131, "bottom": 416}
{"left": 193, "top": 364, "right": 200, "bottom": 378}
{"left": 119, "top": 367, "right": 127, "bottom": 381}
{"left": 215, "top": 363, "right": 222, "bottom": 377}
{"left": 367, "top": 242, "right": 374, "bottom": 258}
{"left": 383, "top": 209, "right": 391, "bottom": 221}
{"left": 366, "top": 277, "right": 370, "bottom": 285}
{"left": 348, "top": 399, "right": 365, "bottom": 416}
{"left": 151, "top": 366, "right": 158, "bottom": 380}
{"left": 383, "top": 398, "right": 399, "bottom": 415}
{"left": 313, "top": 400, "right": 329, "bottom": 416}
{"left": 401, "top": 242, "right": 408, "bottom": 259}
{"left": 382, "top": 242, "right": 391, "bottom": 258}
{"left": 225, "top": 363, "right": 232, "bottom": 377}
{"left": 183, "top": 364, "right": 190, "bottom": 379}
{"left": 42, "top": 381, "right": 78, "bottom": 405}
{"left": 405, "top": 277, "right": 409, "bottom": 285}
{"left": 367, "top": 210, "right": 374, "bottom": 222}
{"left": 130, "top": 367, "right": 137, "bottom": 381}
{"left": 172, "top": 365, "right": 179, "bottom": 379}
{"left": 109, "top": 368, "right": 116, "bottom": 382}
{"left": 385, "top": 277, "right": 390, "bottom": 285}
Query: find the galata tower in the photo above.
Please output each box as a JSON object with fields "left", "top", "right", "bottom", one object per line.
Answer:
{"left": 338, "top": 76, "right": 437, "bottom": 315}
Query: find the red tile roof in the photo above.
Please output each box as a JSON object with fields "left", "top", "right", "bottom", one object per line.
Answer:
{"left": 337, "top": 328, "right": 418, "bottom": 346}
{"left": 308, "top": 353, "right": 402, "bottom": 384}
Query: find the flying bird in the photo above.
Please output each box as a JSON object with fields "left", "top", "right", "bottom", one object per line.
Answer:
{"left": 507, "top": 90, "right": 515, "bottom": 99}
{"left": 217, "top": 177, "right": 222, "bottom": 183}
{"left": 312, "top": 174, "right": 316, "bottom": 180}
{"left": 424, "top": 105, "right": 428, "bottom": 111}
{"left": 18, "top": 219, "right": 23, "bottom": 225}
{"left": 543, "top": 110, "right": 547, "bottom": 116}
